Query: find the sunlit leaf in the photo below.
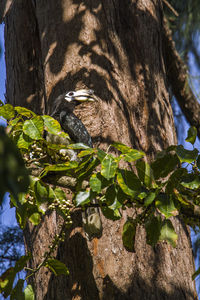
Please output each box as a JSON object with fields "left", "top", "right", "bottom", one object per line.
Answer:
{"left": 75, "top": 191, "right": 90, "bottom": 206}
{"left": 112, "top": 142, "right": 132, "bottom": 153}
{"left": 29, "top": 212, "right": 41, "bottom": 225}
{"left": 15, "top": 106, "right": 35, "bottom": 118}
{"left": 159, "top": 219, "right": 178, "bottom": 248}
{"left": 67, "top": 143, "right": 89, "bottom": 149}
{"left": 117, "top": 169, "right": 141, "bottom": 197}
{"left": 185, "top": 126, "right": 197, "bottom": 145}
{"left": 78, "top": 148, "right": 95, "bottom": 157}
{"left": 17, "top": 132, "right": 33, "bottom": 149}
{"left": 89, "top": 173, "right": 102, "bottom": 193}
{"left": 123, "top": 149, "right": 145, "bottom": 162}
{"left": 181, "top": 174, "right": 200, "bottom": 190}
{"left": 144, "top": 191, "right": 156, "bottom": 206}
{"left": 136, "top": 160, "right": 154, "bottom": 188}
{"left": 101, "top": 155, "right": 118, "bottom": 180}
{"left": 42, "top": 161, "right": 78, "bottom": 177}
{"left": 155, "top": 194, "right": 178, "bottom": 218}
{"left": 24, "top": 284, "right": 35, "bottom": 300}
{"left": 0, "top": 104, "right": 15, "bottom": 120}
{"left": 23, "top": 116, "right": 44, "bottom": 140}
{"left": 42, "top": 115, "right": 63, "bottom": 134}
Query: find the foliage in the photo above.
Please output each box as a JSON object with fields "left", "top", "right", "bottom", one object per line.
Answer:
{"left": 1, "top": 103, "right": 200, "bottom": 296}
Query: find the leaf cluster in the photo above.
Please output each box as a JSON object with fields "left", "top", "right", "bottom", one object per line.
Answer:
{"left": 1, "top": 104, "right": 200, "bottom": 297}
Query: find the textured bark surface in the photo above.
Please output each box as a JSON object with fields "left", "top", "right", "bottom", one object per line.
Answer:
{"left": 4, "top": 0, "right": 197, "bottom": 299}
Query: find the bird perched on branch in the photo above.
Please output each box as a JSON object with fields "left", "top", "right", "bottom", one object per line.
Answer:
{"left": 49, "top": 89, "right": 102, "bottom": 239}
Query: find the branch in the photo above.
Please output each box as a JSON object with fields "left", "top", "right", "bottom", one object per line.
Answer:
{"left": 162, "top": 0, "right": 179, "bottom": 17}
{"left": 163, "top": 18, "right": 200, "bottom": 139}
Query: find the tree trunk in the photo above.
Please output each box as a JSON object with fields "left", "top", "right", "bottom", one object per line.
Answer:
{"left": 4, "top": 0, "right": 197, "bottom": 299}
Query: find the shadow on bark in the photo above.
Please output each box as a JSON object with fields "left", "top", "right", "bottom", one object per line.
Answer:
{"left": 43, "top": 230, "right": 196, "bottom": 300}
{"left": 44, "top": 0, "right": 172, "bottom": 154}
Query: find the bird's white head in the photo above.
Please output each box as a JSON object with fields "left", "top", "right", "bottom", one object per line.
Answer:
{"left": 64, "top": 89, "right": 97, "bottom": 103}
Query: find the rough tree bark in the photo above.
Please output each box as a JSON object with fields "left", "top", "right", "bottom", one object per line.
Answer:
{"left": 3, "top": 0, "right": 197, "bottom": 299}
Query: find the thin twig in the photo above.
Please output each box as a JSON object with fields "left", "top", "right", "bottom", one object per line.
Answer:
{"left": 163, "top": 0, "right": 179, "bottom": 17}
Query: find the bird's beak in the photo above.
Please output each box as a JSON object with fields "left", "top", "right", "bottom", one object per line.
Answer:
{"left": 65, "top": 89, "right": 97, "bottom": 103}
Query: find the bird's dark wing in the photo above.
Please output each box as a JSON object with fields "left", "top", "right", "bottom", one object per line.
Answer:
{"left": 59, "top": 111, "right": 93, "bottom": 148}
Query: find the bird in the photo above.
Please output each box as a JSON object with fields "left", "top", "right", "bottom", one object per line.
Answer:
{"left": 50, "top": 89, "right": 95, "bottom": 147}
{"left": 49, "top": 89, "right": 102, "bottom": 239}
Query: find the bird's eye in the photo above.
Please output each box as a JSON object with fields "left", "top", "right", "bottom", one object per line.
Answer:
{"left": 68, "top": 91, "right": 74, "bottom": 97}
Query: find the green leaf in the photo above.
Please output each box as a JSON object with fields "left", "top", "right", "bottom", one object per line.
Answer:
{"left": 15, "top": 106, "right": 35, "bottom": 118}
{"left": 34, "top": 181, "right": 53, "bottom": 204}
{"left": 101, "top": 206, "right": 121, "bottom": 220}
{"left": 78, "top": 148, "right": 95, "bottom": 157}
{"left": 24, "top": 284, "right": 35, "bottom": 300}
{"left": 0, "top": 127, "right": 30, "bottom": 200}
{"left": 42, "top": 115, "right": 63, "bottom": 135}
{"left": 122, "top": 218, "right": 136, "bottom": 252}
{"left": 185, "top": 126, "right": 197, "bottom": 145}
{"left": 180, "top": 174, "right": 200, "bottom": 190}
{"left": 151, "top": 154, "right": 179, "bottom": 180}
{"left": 104, "top": 184, "right": 124, "bottom": 210}
{"left": 136, "top": 160, "right": 154, "bottom": 188}
{"left": 23, "top": 116, "right": 44, "bottom": 140}
{"left": 145, "top": 215, "right": 161, "bottom": 246}
{"left": 42, "top": 161, "right": 78, "bottom": 177}
{"left": 67, "top": 143, "right": 89, "bottom": 149}
{"left": 112, "top": 142, "right": 132, "bottom": 153}
{"left": 0, "top": 255, "right": 30, "bottom": 297}
{"left": 29, "top": 212, "right": 41, "bottom": 225}
{"left": 101, "top": 155, "right": 118, "bottom": 179}
{"left": 117, "top": 169, "right": 141, "bottom": 197}
{"left": 144, "top": 191, "right": 156, "bottom": 206}
{"left": 0, "top": 267, "right": 16, "bottom": 297}
{"left": 75, "top": 191, "right": 91, "bottom": 206}
{"left": 192, "top": 267, "right": 200, "bottom": 280}
{"left": 176, "top": 145, "right": 198, "bottom": 163}
{"left": 17, "top": 133, "right": 34, "bottom": 149}
{"left": 77, "top": 157, "right": 99, "bottom": 182}
{"left": 45, "top": 259, "right": 69, "bottom": 276}
{"left": 155, "top": 194, "right": 178, "bottom": 218}
{"left": 159, "top": 219, "right": 178, "bottom": 248}
{"left": 123, "top": 149, "right": 145, "bottom": 162}
{"left": 15, "top": 255, "right": 31, "bottom": 273}
{"left": 165, "top": 168, "right": 187, "bottom": 194}
{"left": 0, "top": 104, "right": 15, "bottom": 120}
{"left": 89, "top": 173, "right": 102, "bottom": 193}
{"left": 96, "top": 149, "right": 107, "bottom": 161}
